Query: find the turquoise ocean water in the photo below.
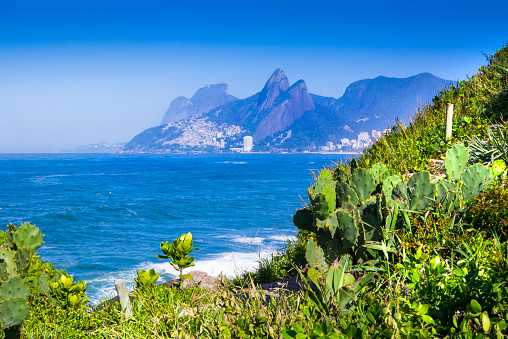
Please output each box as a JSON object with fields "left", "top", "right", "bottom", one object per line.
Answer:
{"left": 0, "top": 153, "right": 354, "bottom": 303}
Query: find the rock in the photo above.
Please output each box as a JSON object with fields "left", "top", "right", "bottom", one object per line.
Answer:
{"left": 181, "top": 270, "right": 218, "bottom": 290}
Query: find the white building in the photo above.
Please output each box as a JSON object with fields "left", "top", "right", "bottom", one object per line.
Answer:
{"left": 243, "top": 136, "right": 253, "bottom": 152}
{"left": 358, "top": 132, "right": 370, "bottom": 142}
{"left": 326, "top": 141, "right": 334, "bottom": 151}
{"left": 341, "top": 138, "right": 352, "bottom": 151}
{"left": 371, "top": 130, "right": 382, "bottom": 139}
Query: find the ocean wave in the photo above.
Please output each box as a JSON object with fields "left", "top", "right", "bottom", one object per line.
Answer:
{"left": 267, "top": 235, "right": 297, "bottom": 243}
{"left": 86, "top": 250, "right": 274, "bottom": 304}
{"left": 214, "top": 161, "right": 247, "bottom": 165}
{"left": 231, "top": 236, "right": 265, "bottom": 246}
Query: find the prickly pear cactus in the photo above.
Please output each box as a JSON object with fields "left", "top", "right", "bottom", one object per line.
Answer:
{"left": 351, "top": 168, "right": 376, "bottom": 202}
{"left": 0, "top": 223, "right": 44, "bottom": 334}
{"left": 297, "top": 147, "right": 500, "bottom": 273}
{"left": 13, "top": 223, "right": 44, "bottom": 251}
{"left": 305, "top": 238, "right": 328, "bottom": 273}
{"left": 461, "top": 163, "right": 493, "bottom": 201}
{"left": 407, "top": 171, "right": 436, "bottom": 211}
{"left": 445, "top": 144, "right": 469, "bottom": 181}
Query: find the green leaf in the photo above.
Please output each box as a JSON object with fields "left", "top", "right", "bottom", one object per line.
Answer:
{"left": 312, "top": 323, "right": 324, "bottom": 335}
{"left": 421, "top": 315, "right": 435, "bottom": 324}
{"left": 453, "top": 268, "right": 464, "bottom": 277}
{"left": 470, "top": 299, "right": 482, "bottom": 315}
{"left": 481, "top": 312, "right": 491, "bottom": 333}
{"left": 491, "top": 160, "right": 506, "bottom": 177}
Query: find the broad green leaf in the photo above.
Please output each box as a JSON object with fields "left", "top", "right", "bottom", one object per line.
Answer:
{"left": 421, "top": 315, "right": 435, "bottom": 324}
{"left": 470, "top": 299, "right": 482, "bottom": 315}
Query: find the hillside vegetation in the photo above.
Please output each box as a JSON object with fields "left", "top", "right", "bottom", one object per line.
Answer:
{"left": 2, "top": 44, "right": 508, "bottom": 339}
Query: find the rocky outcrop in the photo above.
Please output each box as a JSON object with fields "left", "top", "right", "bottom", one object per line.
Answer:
{"left": 161, "top": 83, "right": 238, "bottom": 124}
{"left": 253, "top": 80, "right": 315, "bottom": 141}
{"left": 257, "top": 68, "right": 290, "bottom": 111}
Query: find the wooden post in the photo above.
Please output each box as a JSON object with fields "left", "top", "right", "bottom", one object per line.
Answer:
{"left": 115, "top": 280, "right": 132, "bottom": 317}
{"left": 446, "top": 103, "right": 454, "bottom": 139}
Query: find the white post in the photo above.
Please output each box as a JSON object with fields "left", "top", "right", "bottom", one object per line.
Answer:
{"left": 446, "top": 103, "right": 454, "bottom": 139}
{"left": 115, "top": 280, "right": 132, "bottom": 317}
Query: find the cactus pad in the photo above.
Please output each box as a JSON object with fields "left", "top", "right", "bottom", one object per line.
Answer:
{"left": 445, "top": 144, "right": 469, "bottom": 181}
{"left": 461, "top": 163, "right": 493, "bottom": 201}
{"left": 0, "top": 232, "right": 6, "bottom": 246}
{"left": 407, "top": 171, "right": 436, "bottom": 211}
{"left": 326, "top": 212, "right": 339, "bottom": 238}
{"left": 359, "top": 195, "right": 383, "bottom": 236}
{"left": 351, "top": 168, "right": 376, "bottom": 202}
{"left": 0, "top": 248, "right": 17, "bottom": 278}
{"left": 369, "top": 163, "right": 394, "bottom": 183}
{"left": 337, "top": 209, "right": 359, "bottom": 248}
{"left": 306, "top": 238, "right": 328, "bottom": 273}
{"left": 334, "top": 167, "right": 350, "bottom": 183}
{"left": 313, "top": 177, "right": 335, "bottom": 195}
{"left": 0, "top": 277, "right": 28, "bottom": 299}
{"left": 336, "top": 182, "right": 358, "bottom": 207}
{"left": 0, "top": 297, "right": 29, "bottom": 328}
{"left": 312, "top": 184, "right": 336, "bottom": 220}
{"left": 13, "top": 223, "right": 43, "bottom": 252}
{"left": 14, "top": 248, "right": 30, "bottom": 278}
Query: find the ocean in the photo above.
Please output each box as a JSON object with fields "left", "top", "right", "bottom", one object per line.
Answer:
{"left": 0, "top": 153, "right": 354, "bottom": 303}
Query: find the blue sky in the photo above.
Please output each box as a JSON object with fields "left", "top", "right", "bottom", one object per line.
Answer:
{"left": 1, "top": 0, "right": 507, "bottom": 152}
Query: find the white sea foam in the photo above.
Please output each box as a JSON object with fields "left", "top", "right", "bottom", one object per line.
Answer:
{"left": 231, "top": 236, "right": 265, "bottom": 246}
{"left": 88, "top": 250, "right": 274, "bottom": 304}
{"left": 267, "top": 235, "right": 297, "bottom": 243}
{"left": 148, "top": 250, "right": 273, "bottom": 279}
{"left": 214, "top": 161, "right": 247, "bottom": 165}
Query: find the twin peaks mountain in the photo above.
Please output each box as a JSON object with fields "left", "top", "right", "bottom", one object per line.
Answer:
{"left": 122, "top": 69, "right": 452, "bottom": 153}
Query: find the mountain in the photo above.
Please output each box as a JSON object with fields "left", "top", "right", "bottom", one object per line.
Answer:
{"left": 329, "top": 72, "right": 452, "bottom": 133}
{"left": 160, "top": 83, "right": 238, "bottom": 124}
{"left": 122, "top": 69, "right": 453, "bottom": 153}
{"left": 205, "top": 69, "right": 315, "bottom": 141}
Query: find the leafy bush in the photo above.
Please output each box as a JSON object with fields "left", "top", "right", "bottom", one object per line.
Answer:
{"left": 468, "top": 179, "right": 508, "bottom": 240}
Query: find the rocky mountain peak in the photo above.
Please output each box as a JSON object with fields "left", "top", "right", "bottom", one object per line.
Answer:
{"left": 257, "top": 68, "right": 290, "bottom": 111}
{"left": 161, "top": 83, "right": 237, "bottom": 125}
{"left": 253, "top": 79, "right": 315, "bottom": 141}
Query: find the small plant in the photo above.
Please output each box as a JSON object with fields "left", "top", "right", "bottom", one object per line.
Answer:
{"left": 49, "top": 273, "right": 89, "bottom": 308}
{"left": 157, "top": 232, "right": 199, "bottom": 286}
{"left": 303, "top": 256, "right": 374, "bottom": 318}
{"left": 468, "top": 123, "right": 508, "bottom": 166}
{"left": 134, "top": 268, "right": 159, "bottom": 291}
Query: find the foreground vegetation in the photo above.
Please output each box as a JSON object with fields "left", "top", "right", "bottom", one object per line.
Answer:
{"left": 2, "top": 44, "right": 508, "bottom": 338}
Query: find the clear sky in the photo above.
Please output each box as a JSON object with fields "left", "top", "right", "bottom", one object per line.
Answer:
{"left": 1, "top": 0, "right": 507, "bottom": 152}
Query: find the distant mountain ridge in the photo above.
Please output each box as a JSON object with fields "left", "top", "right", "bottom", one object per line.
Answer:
{"left": 161, "top": 83, "right": 237, "bottom": 124}
{"left": 122, "top": 69, "right": 453, "bottom": 153}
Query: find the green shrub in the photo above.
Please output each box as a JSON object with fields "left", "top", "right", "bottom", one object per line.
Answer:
{"left": 468, "top": 179, "right": 508, "bottom": 240}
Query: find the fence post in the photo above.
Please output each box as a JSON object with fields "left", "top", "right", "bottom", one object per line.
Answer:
{"left": 446, "top": 103, "right": 454, "bottom": 139}
{"left": 115, "top": 280, "right": 132, "bottom": 317}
